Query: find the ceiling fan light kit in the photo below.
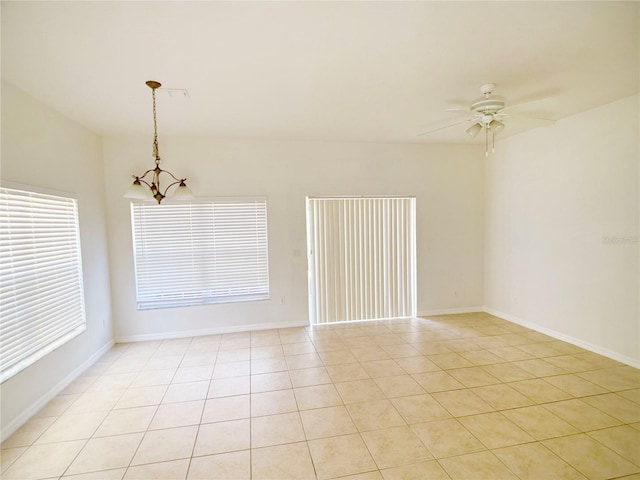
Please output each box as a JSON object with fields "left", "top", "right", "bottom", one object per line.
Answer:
{"left": 419, "top": 83, "right": 553, "bottom": 157}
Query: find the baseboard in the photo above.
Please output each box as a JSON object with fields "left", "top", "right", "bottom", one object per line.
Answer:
{"left": 115, "top": 320, "right": 310, "bottom": 343}
{"left": 484, "top": 307, "right": 640, "bottom": 368}
{"left": 1, "top": 338, "right": 116, "bottom": 441}
{"left": 418, "top": 307, "right": 484, "bottom": 317}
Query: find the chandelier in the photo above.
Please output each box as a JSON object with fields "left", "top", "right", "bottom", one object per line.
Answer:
{"left": 124, "top": 80, "right": 194, "bottom": 204}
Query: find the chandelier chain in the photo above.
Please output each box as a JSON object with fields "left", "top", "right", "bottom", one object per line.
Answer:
{"left": 152, "top": 87, "right": 160, "bottom": 165}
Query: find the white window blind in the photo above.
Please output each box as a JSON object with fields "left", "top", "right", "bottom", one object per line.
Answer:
{"left": 131, "top": 198, "right": 269, "bottom": 310}
{"left": 306, "top": 197, "right": 416, "bottom": 324}
{"left": 0, "top": 186, "right": 86, "bottom": 384}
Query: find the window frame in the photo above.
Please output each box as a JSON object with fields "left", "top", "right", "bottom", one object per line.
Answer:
{"left": 130, "top": 196, "right": 270, "bottom": 310}
{"left": 0, "top": 182, "right": 87, "bottom": 384}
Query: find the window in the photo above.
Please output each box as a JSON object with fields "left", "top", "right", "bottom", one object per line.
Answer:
{"left": 306, "top": 196, "right": 416, "bottom": 324}
{"left": 0, "top": 185, "right": 86, "bottom": 383}
{"left": 131, "top": 198, "right": 269, "bottom": 310}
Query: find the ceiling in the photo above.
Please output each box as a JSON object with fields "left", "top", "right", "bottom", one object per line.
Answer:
{"left": 2, "top": 1, "right": 638, "bottom": 144}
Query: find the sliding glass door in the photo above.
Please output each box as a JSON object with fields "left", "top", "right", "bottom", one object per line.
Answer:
{"left": 306, "top": 196, "right": 416, "bottom": 324}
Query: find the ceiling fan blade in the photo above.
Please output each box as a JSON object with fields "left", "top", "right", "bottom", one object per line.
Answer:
{"left": 417, "top": 118, "right": 472, "bottom": 136}
{"left": 445, "top": 108, "right": 471, "bottom": 114}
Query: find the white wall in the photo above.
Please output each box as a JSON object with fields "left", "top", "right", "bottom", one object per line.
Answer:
{"left": 0, "top": 81, "right": 114, "bottom": 438}
{"left": 103, "top": 137, "right": 485, "bottom": 340}
{"left": 485, "top": 94, "right": 640, "bottom": 366}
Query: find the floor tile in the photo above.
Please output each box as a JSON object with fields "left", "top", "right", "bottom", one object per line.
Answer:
{"left": 431, "top": 389, "right": 494, "bottom": 417}
{"left": 448, "top": 367, "right": 501, "bottom": 387}
{"left": 252, "top": 442, "right": 316, "bottom": 479}
{"left": 193, "top": 419, "right": 249, "bottom": 456}
{"left": 373, "top": 375, "right": 426, "bottom": 398}
{"left": 390, "top": 394, "right": 451, "bottom": 424}
{"left": 67, "top": 433, "right": 143, "bottom": 475}
{"left": 4, "top": 314, "right": 639, "bottom": 480}
{"left": 207, "top": 376, "right": 250, "bottom": 398}
{"left": 251, "top": 412, "right": 305, "bottom": 447}
{"left": 544, "top": 373, "right": 608, "bottom": 397}
{"left": 582, "top": 393, "right": 640, "bottom": 423}
{"left": 62, "top": 467, "right": 126, "bottom": 479}
{"left": 65, "top": 391, "right": 122, "bottom": 415}
{"left": 326, "top": 363, "right": 370, "bottom": 382}
{"left": 149, "top": 400, "right": 204, "bottom": 430}
{"left": 428, "top": 353, "right": 474, "bottom": 370}
{"left": 123, "top": 459, "right": 189, "bottom": 480}
{"left": 294, "top": 384, "right": 343, "bottom": 410}
{"left": 250, "top": 357, "right": 288, "bottom": 374}
{"left": 411, "top": 419, "right": 485, "bottom": 458}
{"left": 457, "top": 412, "right": 534, "bottom": 449}
{"left": 300, "top": 405, "right": 358, "bottom": 439}
{"left": 35, "top": 412, "right": 106, "bottom": 444}
{"left": 501, "top": 405, "right": 579, "bottom": 440}
{"left": 251, "top": 389, "right": 298, "bottom": 417}
{"left": 2, "top": 440, "right": 86, "bottom": 479}
{"left": 393, "top": 356, "right": 440, "bottom": 374}
{"left": 187, "top": 450, "right": 250, "bottom": 480}
{"left": 471, "top": 383, "right": 534, "bottom": 410}
{"left": 289, "top": 367, "right": 332, "bottom": 387}
{"left": 439, "top": 451, "right": 518, "bottom": 480}
{"left": 1, "top": 417, "right": 56, "bottom": 448}
{"left": 201, "top": 395, "right": 249, "bottom": 423}
{"left": 251, "top": 371, "right": 292, "bottom": 393}
{"left": 361, "top": 359, "right": 406, "bottom": 378}
{"left": 131, "top": 426, "right": 197, "bottom": 466}
{"left": 578, "top": 366, "right": 640, "bottom": 391}
{"left": 131, "top": 369, "right": 176, "bottom": 388}
{"left": 381, "top": 460, "right": 450, "bottom": 480}
{"left": 544, "top": 433, "right": 639, "bottom": 480}
{"left": 309, "top": 434, "right": 377, "bottom": 479}
{"left": 335, "top": 379, "right": 386, "bottom": 404}
{"left": 587, "top": 425, "right": 640, "bottom": 466}
{"left": 509, "top": 378, "right": 572, "bottom": 403}
{"left": 346, "top": 400, "right": 406, "bottom": 432}
{"left": 212, "top": 361, "right": 250, "bottom": 379}
{"left": 113, "top": 385, "right": 164, "bottom": 409}
{"left": 361, "top": 426, "right": 432, "bottom": 469}
{"left": 411, "top": 371, "right": 464, "bottom": 393}
{"left": 543, "top": 398, "right": 622, "bottom": 431}
{"left": 163, "top": 381, "right": 209, "bottom": 403}
{"left": 172, "top": 366, "right": 213, "bottom": 384}
{"left": 33, "top": 394, "right": 78, "bottom": 419}
{"left": 93, "top": 406, "right": 156, "bottom": 437}
{"left": 493, "top": 442, "right": 586, "bottom": 480}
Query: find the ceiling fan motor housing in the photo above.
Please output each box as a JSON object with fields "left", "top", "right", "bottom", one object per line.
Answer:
{"left": 470, "top": 96, "right": 505, "bottom": 114}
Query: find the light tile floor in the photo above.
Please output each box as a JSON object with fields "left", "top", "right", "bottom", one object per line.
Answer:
{"left": 2, "top": 312, "right": 640, "bottom": 479}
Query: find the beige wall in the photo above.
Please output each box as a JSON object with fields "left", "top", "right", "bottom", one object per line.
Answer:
{"left": 0, "top": 81, "right": 114, "bottom": 437}
{"left": 103, "top": 137, "right": 485, "bottom": 340}
{"left": 485, "top": 94, "right": 640, "bottom": 366}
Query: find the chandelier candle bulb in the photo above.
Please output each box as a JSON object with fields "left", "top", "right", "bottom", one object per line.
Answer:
{"left": 124, "top": 80, "right": 195, "bottom": 204}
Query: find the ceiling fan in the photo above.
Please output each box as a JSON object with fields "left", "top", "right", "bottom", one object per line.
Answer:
{"left": 419, "top": 83, "right": 555, "bottom": 156}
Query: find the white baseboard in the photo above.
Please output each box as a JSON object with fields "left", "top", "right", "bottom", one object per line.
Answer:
{"left": 1, "top": 338, "right": 116, "bottom": 441}
{"left": 484, "top": 307, "right": 640, "bottom": 369}
{"left": 115, "top": 320, "right": 309, "bottom": 343}
{"left": 418, "top": 307, "right": 484, "bottom": 317}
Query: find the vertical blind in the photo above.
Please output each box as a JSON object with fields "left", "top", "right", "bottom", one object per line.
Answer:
{"left": 306, "top": 197, "right": 416, "bottom": 324}
{"left": 131, "top": 198, "right": 269, "bottom": 309}
{"left": 0, "top": 186, "right": 86, "bottom": 384}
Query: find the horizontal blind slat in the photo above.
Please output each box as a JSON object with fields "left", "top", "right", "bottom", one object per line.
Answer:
{"left": 0, "top": 186, "right": 86, "bottom": 384}
{"left": 131, "top": 198, "right": 269, "bottom": 310}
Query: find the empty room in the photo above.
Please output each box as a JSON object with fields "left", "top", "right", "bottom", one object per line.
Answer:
{"left": 1, "top": 1, "right": 638, "bottom": 479}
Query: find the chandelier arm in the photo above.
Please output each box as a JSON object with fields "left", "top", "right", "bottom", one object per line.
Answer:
{"left": 137, "top": 167, "right": 159, "bottom": 181}
{"left": 161, "top": 179, "right": 186, "bottom": 198}
{"left": 136, "top": 177, "right": 154, "bottom": 189}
